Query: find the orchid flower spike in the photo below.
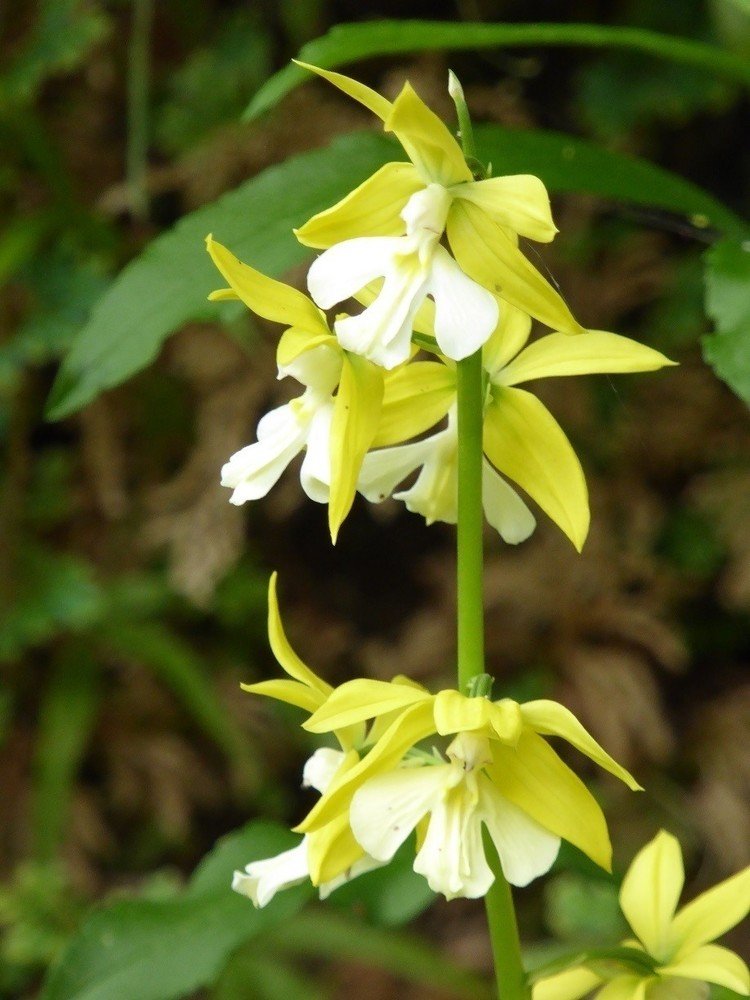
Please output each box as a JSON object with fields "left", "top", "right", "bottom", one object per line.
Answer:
{"left": 533, "top": 830, "right": 750, "bottom": 1000}
{"left": 294, "top": 63, "right": 584, "bottom": 369}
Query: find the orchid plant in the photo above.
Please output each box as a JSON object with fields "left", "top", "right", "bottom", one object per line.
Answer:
{"left": 207, "top": 65, "right": 748, "bottom": 1000}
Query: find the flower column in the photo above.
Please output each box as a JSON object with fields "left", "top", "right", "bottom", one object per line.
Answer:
{"left": 451, "top": 74, "right": 529, "bottom": 1000}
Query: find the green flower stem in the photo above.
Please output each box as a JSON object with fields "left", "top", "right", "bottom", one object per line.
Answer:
{"left": 456, "top": 352, "right": 529, "bottom": 1000}
{"left": 483, "top": 833, "right": 530, "bottom": 1000}
{"left": 456, "top": 350, "right": 485, "bottom": 691}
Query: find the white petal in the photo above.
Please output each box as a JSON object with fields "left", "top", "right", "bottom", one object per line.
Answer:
{"left": 481, "top": 459, "right": 537, "bottom": 543}
{"left": 350, "top": 764, "right": 457, "bottom": 862}
{"left": 299, "top": 397, "right": 334, "bottom": 502}
{"left": 308, "top": 237, "right": 403, "bottom": 309}
{"left": 394, "top": 428, "right": 457, "bottom": 525}
{"left": 302, "top": 747, "right": 346, "bottom": 794}
{"left": 335, "top": 255, "right": 428, "bottom": 369}
{"left": 426, "top": 245, "right": 499, "bottom": 360}
{"left": 357, "top": 437, "right": 435, "bottom": 503}
{"left": 318, "top": 854, "right": 386, "bottom": 900}
{"left": 221, "top": 401, "right": 309, "bottom": 504}
{"left": 232, "top": 839, "right": 309, "bottom": 907}
{"left": 414, "top": 773, "right": 493, "bottom": 899}
{"left": 479, "top": 774, "right": 560, "bottom": 887}
{"left": 279, "top": 343, "right": 342, "bottom": 394}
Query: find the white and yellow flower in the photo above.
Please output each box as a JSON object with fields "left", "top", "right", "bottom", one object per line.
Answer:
{"left": 358, "top": 304, "right": 675, "bottom": 550}
{"left": 297, "top": 679, "right": 641, "bottom": 887}
{"left": 533, "top": 831, "right": 750, "bottom": 1000}
{"left": 206, "top": 235, "right": 383, "bottom": 541}
{"left": 294, "top": 63, "right": 583, "bottom": 366}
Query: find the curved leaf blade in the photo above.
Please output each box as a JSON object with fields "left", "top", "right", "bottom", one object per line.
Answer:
{"left": 245, "top": 20, "right": 750, "bottom": 121}
{"left": 45, "top": 132, "right": 400, "bottom": 421}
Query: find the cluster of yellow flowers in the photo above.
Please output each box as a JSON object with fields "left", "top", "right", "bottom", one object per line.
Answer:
{"left": 208, "top": 65, "right": 748, "bottom": 1000}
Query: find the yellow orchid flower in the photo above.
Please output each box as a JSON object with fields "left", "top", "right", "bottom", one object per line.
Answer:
{"left": 293, "top": 63, "right": 584, "bottom": 369}
{"left": 533, "top": 830, "right": 750, "bottom": 1000}
{"left": 296, "top": 678, "right": 641, "bottom": 880}
{"left": 205, "top": 235, "right": 383, "bottom": 541}
{"left": 357, "top": 304, "right": 676, "bottom": 550}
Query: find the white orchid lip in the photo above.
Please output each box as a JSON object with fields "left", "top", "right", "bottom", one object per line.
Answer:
{"left": 307, "top": 186, "right": 499, "bottom": 369}
{"left": 349, "top": 731, "right": 560, "bottom": 899}
{"left": 221, "top": 343, "right": 342, "bottom": 505}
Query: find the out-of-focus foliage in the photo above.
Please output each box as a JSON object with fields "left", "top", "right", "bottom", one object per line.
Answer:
{"left": 2, "top": 0, "right": 750, "bottom": 997}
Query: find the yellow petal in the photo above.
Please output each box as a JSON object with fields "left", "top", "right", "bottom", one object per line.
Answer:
{"left": 295, "top": 161, "right": 422, "bottom": 249}
{"left": 669, "top": 864, "right": 750, "bottom": 958}
{"left": 205, "top": 235, "right": 327, "bottom": 334}
{"left": 304, "top": 678, "right": 430, "bottom": 733}
{"left": 498, "top": 331, "right": 677, "bottom": 387}
{"left": 488, "top": 731, "right": 613, "bottom": 871}
{"left": 207, "top": 287, "right": 239, "bottom": 301}
{"left": 532, "top": 967, "right": 603, "bottom": 1000}
{"left": 293, "top": 60, "right": 392, "bottom": 120}
{"left": 372, "top": 361, "right": 456, "bottom": 448}
{"left": 277, "top": 325, "right": 338, "bottom": 369}
{"left": 268, "top": 573, "right": 332, "bottom": 695}
{"left": 595, "top": 976, "right": 649, "bottom": 1000}
{"left": 431, "top": 690, "right": 523, "bottom": 744}
{"left": 619, "top": 831, "right": 685, "bottom": 960}
{"left": 296, "top": 700, "right": 437, "bottom": 833}
{"left": 482, "top": 303, "right": 532, "bottom": 378}
{"left": 453, "top": 174, "right": 558, "bottom": 242}
{"left": 483, "top": 386, "right": 589, "bottom": 551}
{"left": 520, "top": 700, "right": 641, "bottom": 790}
{"left": 329, "top": 353, "right": 384, "bottom": 542}
{"left": 307, "top": 811, "right": 366, "bottom": 885}
{"left": 659, "top": 944, "right": 750, "bottom": 995}
{"left": 447, "top": 200, "right": 585, "bottom": 335}
{"left": 240, "top": 678, "right": 325, "bottom": 714}
{"left": 385, "top": 82, "right": 472, "bottom": 187}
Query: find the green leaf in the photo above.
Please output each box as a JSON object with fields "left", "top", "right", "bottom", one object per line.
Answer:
{"left": 703, "top": 238, "right": 750, "bottom": 403}
{"left": 268, "top": 909, "right": 492, "bottom": 998}
{"left": 472, "top": 125, "right": 745, "bottom": 236}
{"left": 41, "top": 821, "right": 312, "bottom": 1000}
{"left": 32, "top": 644, "right": 102, "bottom": 862}
{"left": 327, "top": 838, "right": 434, "bottom": 926}
{"left": 95, "top": 620, "right": 258, "bottom": 785}
{"left": 245, "top": 20, "right": 750, "bottom": 120}
{"left": 45, "top": 132, "right": 397, "bottom": 421}
{"left": 0, "top": 0, "right": 110, "bottom": 107}
{"left": 213, "top": 951, "right": 330, "bottom": 1000}
{"left": 48, "top": 122, "right": 747, "bottom": 421}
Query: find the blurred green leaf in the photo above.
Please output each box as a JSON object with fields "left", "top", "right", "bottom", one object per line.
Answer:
{"left": 327, "top": 838, "right": 434, "bottom": 926}
{"left": 33, "top": 644, "right": 102, "bottom": 862}
{"left": 47, "top": 124, "right": 746, "bottom": 421}
{"left": 0, "top": 252, "right": 110, "bottom": 393}
{"left": 213, "top": 950, "right": 329, "bottom": 1000}
{"left": 269, "top": 908, "right": 493, "bottom": 998}
{"left": 472, "top": 125, "right": 744, "bottom": 236}
{"left": 45, "top": 133, "right": 398, "bottom": 421}
{"left": 703, "top": 238, "right": 750, "bottom": 403}
{"left": 41, "top": 821, "right": 311, "bottom": 1000}
{"left": 0, "top": 0, "right": 110, "bottom": 108}
{"left": 711, "top": 0, "right": 750, "bottom": 57}
{"left": 245, "top": 20, "right": 750, "bottom": 121}
{"left": 0, "top": 547, "right": 104, "bottom": 662}
{"left": 155, "top": 11, "right": 271, "bottom": 155}
{"left": 96, "top": 620, "right": 258, "bottom": 785}
{"left": 544, "top": 872, "right": 627, "bottom": 945}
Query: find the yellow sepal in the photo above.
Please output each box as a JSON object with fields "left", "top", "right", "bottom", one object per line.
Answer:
{"left": 293, "top": 60, "right": 392, "bottom": 120}
{"left": 295, "top": 161, "right": 422, "bottom": 249}
{"left": 373, "top": 361, "right": 456, "bottom": 448}
{"left": 483, "top": 386, "right": 589, "bottom": 552}
{"left": 205, "top": 235, "right": 327, "bottom": 334}
{"left": 304, "top": 678, "right": 430, "bottom": 733}
{"left": 329, "top": 353, "right": 384, "bottom": 543}
{"left": 268, "top": 573, "right": 331, "bottom": 695}
{"left": 240, "top": 678, "right": 325, "bottom": 714}
{"left": 447, "top": 200, "right": 585, "bottom": 336}
{"left": 619, "top": 831, "right": 685, "bottom": 959}
{"left": 489, "top": 731, "right": 613, "bottom": 871}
